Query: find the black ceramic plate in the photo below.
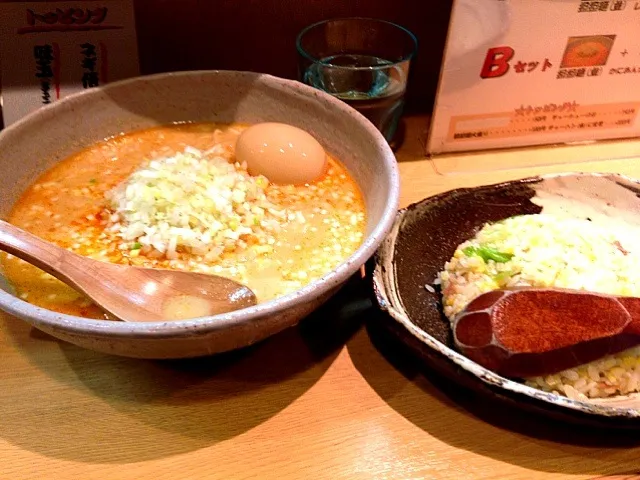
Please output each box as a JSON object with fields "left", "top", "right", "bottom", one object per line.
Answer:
{"left": 371, "top": 172, "right": 640, "bottom": 429}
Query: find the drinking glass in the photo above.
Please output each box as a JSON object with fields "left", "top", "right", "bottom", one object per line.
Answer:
{"left": 296, "top": 17, "right": 417, "bottom": 144}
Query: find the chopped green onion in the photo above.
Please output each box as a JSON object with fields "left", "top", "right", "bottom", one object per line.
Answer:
{"left": 132, "top": 242, "right": 142, "bottom": 250}
{"left": 89, "top": 178, "right": 97, "bottom": 184}
{"left": 463, "top": 245, "right": 514, "bottom": 263}
{"left": 493, "top": 271, "right": 513, "bottom": 285}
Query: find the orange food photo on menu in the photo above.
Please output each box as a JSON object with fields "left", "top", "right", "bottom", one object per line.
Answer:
{"left": 560, "top": 35, "right": 615, "bottom": 68}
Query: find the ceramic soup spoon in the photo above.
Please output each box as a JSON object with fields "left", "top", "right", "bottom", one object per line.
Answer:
{"left": 0, "top": 219, "right": 257, "bottom": 322}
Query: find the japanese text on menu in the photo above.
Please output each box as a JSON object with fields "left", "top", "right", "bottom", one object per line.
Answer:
{"left": 27, "top": 6, "right": 115, "bottom": 104}
{"left": 449, "top": 0, "right": 640, "bottom": 142}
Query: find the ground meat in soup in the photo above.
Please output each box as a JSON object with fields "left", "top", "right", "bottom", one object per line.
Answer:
{"left": 2, "top": 123, "right": 366, "bottom": 319}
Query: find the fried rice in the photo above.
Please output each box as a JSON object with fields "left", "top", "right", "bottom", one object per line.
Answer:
{"left": 439, "top": 213, "right": 640, "bottom": 401}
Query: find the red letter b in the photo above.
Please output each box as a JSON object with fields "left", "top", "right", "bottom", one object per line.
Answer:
{"left": 480, "top": 46, "right": 514, "bottom": 79}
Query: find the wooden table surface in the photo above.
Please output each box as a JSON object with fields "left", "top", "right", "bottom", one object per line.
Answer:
{"left": 4, "top": 116, "right": 640, "bottom": 480}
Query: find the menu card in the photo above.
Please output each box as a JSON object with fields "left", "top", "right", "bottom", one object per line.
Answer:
{"left": 427, "top": 0, "right": 640, "bottom": 156}
{"left": 0, "top": 1, "right": 139, "bottom": 127}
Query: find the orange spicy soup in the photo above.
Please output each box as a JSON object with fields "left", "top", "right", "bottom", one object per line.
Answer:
{"left": 2, "top": 123, "right": 366, "bottom": 319}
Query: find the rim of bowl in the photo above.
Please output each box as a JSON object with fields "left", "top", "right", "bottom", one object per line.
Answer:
{"left": 295, "top": 17, "right": 418, "bottom": 70}
{"left": 0, "top": 70, "right": 400, "bottom": 338}
{"left": 372, "top": 171, "right": 640, "bottom": 419}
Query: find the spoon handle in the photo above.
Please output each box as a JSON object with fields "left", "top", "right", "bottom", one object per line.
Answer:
{"left": 0, "top": 219, "right": 88, "bottom": 291}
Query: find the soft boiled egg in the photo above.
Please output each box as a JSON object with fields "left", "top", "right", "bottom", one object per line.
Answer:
{"left": 235, "top": 122, "right": 327, "bottom": 185}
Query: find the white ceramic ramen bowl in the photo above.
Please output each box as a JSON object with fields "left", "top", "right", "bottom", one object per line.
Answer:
{"left": 0, "top": 70, "right": 399, "bottom": 358}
